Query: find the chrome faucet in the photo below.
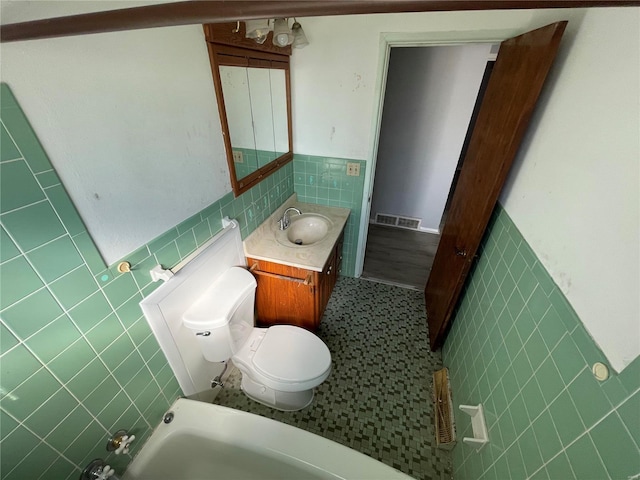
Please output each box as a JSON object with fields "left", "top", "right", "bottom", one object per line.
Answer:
{"left": 278, "top": 207, "right": 302, "bottom": 230}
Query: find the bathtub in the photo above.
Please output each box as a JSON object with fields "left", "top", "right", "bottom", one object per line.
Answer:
{"left": 123, "top": 398, "right": 414, "bottom": 480}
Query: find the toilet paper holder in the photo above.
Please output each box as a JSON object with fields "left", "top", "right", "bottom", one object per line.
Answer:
{"left": 459, "top": 403, "right": 489, "bottom": 451}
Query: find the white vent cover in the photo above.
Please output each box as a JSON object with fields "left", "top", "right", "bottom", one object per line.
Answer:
{"left": 397, "top": 217, "right": 420, "bottom": 229}
{"left": 375, "top": 214, "right": 397, "bottom": 226}
{"left": 374, "top": 213, "right": 421, "bottom": 230}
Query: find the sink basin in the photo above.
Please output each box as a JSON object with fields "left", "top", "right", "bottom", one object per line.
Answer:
{"left": 280, "top": 213, "right": 332, "bottom": 246}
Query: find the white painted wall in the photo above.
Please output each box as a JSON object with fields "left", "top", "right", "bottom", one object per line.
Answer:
{"left": 370, "top": 45, "right": 490, "bottom": 231}
{"left": 500, "top": 7, "right": 640, "bottom": 372}
{"left": 291, "top": 10, "right": 542, "bottom": 159}
{"left": 0, "top": 18, "right": 229, "bottom": 265}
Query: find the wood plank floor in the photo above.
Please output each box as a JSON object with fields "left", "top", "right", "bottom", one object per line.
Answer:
{"left": 361, "top": 224, "right": 440, "bottom": 290}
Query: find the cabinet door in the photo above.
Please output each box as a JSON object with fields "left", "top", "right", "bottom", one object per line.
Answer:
{"left": 332, "top": 232, "right": 344, "bottom": 288}
{"left": 317, "top": 232, "right": 343, "bottom": 320}
{"left": 335, "top": 233, "right": 344, "bottom": 276}
{"left": 317, "top": 251, "right": 334, "bottom": 322}
{"left": 248, "top": 258, "right": 319, "bottom": 330}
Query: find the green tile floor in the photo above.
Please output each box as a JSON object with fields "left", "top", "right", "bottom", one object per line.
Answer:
{"left": 443, "top": 204, "right": 640, "bottom": 480}
{"left": 0, "top": 83, "right": 294, "bottom": 479}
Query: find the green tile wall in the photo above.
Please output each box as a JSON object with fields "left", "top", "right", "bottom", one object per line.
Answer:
{"left": 233, "top": 147, "right": 259, "bottom": 179}
{"left": 232, "top": 147, "right": 284, "bottom": 178}
{"left": 0, "top": 84, "right": 293, "bottom": 479}
{"left": 443, "top": 204, "right": 640, "bottom": 480}
{"left": 293, "top": 154, "right": 365, "bottom": 277}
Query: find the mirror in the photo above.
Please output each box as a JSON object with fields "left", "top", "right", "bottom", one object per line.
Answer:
{"left": 205, "top": 23, "right": 293, "bottom": 196}
{"left": 220, "top": 66, "right": 289, "bottom": 180}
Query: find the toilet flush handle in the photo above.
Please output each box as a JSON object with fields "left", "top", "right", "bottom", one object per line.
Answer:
{"left": 196, "top": 331, "right": 211, "bottom": 336}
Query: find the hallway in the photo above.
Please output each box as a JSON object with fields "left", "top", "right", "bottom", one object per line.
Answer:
{"left": 361, "top": 224, "right": 441, "bottom": 290}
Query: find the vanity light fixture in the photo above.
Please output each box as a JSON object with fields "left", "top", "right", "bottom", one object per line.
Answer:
{"left": 291, "top": 20, "right": 309, "bottom": 49}
{"left": 244, "top": 18, "right": 308, "bottom": 49}
{"left": 272, "top": 18, "right": 294, "bottom": 46}
{"left": 244, "top": 18, "right": 271, "bottom": 44}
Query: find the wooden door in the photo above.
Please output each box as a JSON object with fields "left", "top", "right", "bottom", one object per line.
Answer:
{"left": 425, "top": 22, "right": 567, "bottom": 350}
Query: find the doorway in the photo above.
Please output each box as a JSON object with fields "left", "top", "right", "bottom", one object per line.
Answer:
{"left": 360, "top": 44, "right": 496, "bottom": 290}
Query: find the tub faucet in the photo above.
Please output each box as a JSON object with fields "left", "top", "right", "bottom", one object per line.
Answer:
{"left": 278, "top": 207, "right": 302, "bottom": 230}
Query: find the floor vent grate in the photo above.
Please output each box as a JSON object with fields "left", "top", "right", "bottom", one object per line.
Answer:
{"left": 434, "top": 367, "right": 456, "bottom": 449}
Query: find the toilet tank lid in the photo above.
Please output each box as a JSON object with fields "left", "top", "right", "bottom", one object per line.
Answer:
{"left": 182, "top": 266, "right": 257, "bottom": 330}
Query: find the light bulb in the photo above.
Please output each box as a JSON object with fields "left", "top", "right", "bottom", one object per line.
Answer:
{"left": 275, "top": 33, "right": 289, "bottom": 46}
{"left": 272, "top": 18, "right": 293, "bottom": 47}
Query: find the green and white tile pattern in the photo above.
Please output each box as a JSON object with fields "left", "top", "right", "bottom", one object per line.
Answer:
{"left": 443, "top": 204, "right": 640, "bottom": 480}
{"left": 0, "top": 83, "right": 293, "bottom": 479}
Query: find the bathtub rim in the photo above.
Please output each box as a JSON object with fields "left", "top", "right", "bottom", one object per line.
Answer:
{"left": 123, "top": 397, "right": 414, "bottom": 480}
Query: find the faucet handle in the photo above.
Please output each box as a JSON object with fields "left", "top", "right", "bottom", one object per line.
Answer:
{"left": 98, "top": 464, "right": 115, "bottom": 480}
{"left": 115, "top": 434, "right": 135, "bottom": 454}
{"left": 107, "top": 429, "right": 135, "bottom": 455}
{"left": 80, "top": 459, "right": 115, "bottom": 480}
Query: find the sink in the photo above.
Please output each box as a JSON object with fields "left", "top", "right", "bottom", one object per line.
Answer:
{"left": 244, "top": 200, "right": 351, "bottom": 270}
{"left": 278, "top": 213, "right": 332, "bottom": 247}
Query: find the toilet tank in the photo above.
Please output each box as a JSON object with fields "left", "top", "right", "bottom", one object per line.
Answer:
{"left": 183, "top": 267, "right": 257, "bottom": 362}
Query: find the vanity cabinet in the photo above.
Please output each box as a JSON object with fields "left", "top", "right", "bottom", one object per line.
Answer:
{"left": 247, "top": 233, "right": 343, "bottom": 331}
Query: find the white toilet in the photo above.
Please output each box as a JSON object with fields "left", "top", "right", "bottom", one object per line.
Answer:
{"left": 182, "top": 266, "right": 332, "bottom": 411}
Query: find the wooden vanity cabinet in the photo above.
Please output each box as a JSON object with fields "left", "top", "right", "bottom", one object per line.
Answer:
{"left": 320, "top": 233, "right": 343, "bottom": 316}
{"left": 247, "top": 233, "right": 343, "bottom": 331}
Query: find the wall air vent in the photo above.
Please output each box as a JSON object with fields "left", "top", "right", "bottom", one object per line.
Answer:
{"left": 374, "top": 213, "right": 421, "bottom": 230}
{"left": 397, "top": 217, "right": 421, "bottom": 230}
{"left": 375, "top": 213, "right": 398, "bottom": 226}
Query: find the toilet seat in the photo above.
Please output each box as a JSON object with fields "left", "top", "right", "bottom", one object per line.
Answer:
{"left": 233, "top": 325, "right": 331, "bottom": 393}
{"left": 253, "top": 325, "right": 331, "bottom": 382}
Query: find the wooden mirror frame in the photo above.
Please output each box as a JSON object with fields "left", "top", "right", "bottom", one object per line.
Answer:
{"left": 204, "top": 22, "right": 293, "bottom": 196}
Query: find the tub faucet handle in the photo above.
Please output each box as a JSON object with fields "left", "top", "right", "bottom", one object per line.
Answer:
{"left": 80, "top": 459, "right": 115, "bottom": 480}
{"left": 107, "top": 429, "right": 136, "bottom": 455}
{"left": 115, "top": 434, "right": 135, "bottom": 454}
{"left": 97, "top": 464, "right": 115, "bottom": 480}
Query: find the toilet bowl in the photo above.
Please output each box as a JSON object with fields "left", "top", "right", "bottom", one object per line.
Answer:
{"left": 183, "top": 266, "right": 331, "bottom": 411}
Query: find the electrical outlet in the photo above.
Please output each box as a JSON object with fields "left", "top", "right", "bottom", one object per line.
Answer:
{"left": 346, "top": 162, "right": 360, "bottom": 176}
{"left": 232, "top": 151, "right": 243, "bottom": 163}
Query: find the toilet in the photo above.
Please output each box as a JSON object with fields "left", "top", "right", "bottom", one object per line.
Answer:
{"left": 182, "top": 266, "right": 331, "bottom": 411}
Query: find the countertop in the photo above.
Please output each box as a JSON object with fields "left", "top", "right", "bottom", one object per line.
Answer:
{"left": 243, "top": 194, "right": 350, "bottom": 272}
